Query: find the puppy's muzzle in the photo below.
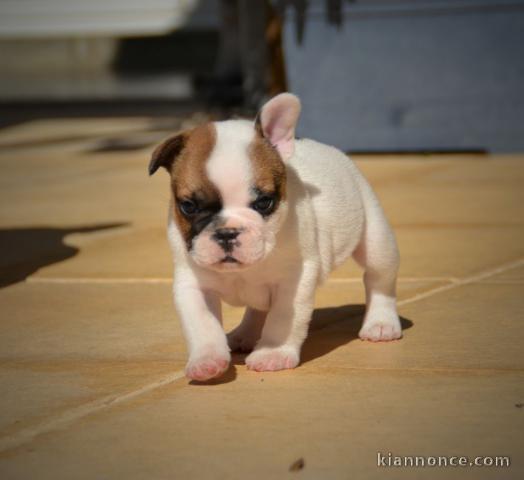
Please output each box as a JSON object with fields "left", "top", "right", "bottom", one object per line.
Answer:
{"left": 212, "top": 228, "right": 241, "bottom": 252}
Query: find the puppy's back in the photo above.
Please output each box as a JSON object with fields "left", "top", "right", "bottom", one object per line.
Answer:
{"left": 288, "top": 138, "right": 365, "bottom": 275}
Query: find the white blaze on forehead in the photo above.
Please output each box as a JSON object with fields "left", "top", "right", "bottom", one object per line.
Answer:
{"left": 205, "top": 120, "right": 254, "bottom": 207}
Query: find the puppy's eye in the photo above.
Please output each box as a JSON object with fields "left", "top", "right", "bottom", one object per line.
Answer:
{"left": 251, "top": 195, "right": 274, "bottom": 214}
{"left": 179, "top": 199, "right": 199, "bottom": 216}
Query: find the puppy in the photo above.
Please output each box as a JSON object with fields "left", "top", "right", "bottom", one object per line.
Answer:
{"left": 149, "top": 93, "right": 401, "bottom": 381}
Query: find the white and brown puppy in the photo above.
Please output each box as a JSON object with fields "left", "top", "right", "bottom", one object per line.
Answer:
{"left": 149, "top": 93, "right": 401, "bottom": 381}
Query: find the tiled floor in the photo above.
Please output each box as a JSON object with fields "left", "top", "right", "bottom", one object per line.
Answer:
{"left": 0, "top": 118, "right": 523, "bottom": 479}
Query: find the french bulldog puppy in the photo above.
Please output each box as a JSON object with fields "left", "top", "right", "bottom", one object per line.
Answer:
{"left": 149, "top": 93, "right": 401, "bottom": 381}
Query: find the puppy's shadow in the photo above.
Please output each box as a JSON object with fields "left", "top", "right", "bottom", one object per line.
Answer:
{"left": 232, "top": 304, "right": 413, "bottom": 367}
{"left": 303, "top": 304, "right": 413, "bottom": 363}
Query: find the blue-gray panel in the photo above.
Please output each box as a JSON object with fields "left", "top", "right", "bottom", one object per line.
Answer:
{"left": 284, "top": 1, "right": 524, "bottom": 152}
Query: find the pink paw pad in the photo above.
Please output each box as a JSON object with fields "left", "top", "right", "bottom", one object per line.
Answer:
{"left": 246, "top": 349, "right": 299, "bottom": 372}
{"left": 185, "top": 356, "right": 229, "bottom": 381}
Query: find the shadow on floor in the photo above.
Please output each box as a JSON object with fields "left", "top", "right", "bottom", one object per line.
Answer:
{"left": 0, "top": 223, "right": 128, "bottom": 288}
{"left": 302, "top": 304, "right": 413, "bottom": 364}
{"left": 229, "top": 304, "right": 413, "bottom": 370}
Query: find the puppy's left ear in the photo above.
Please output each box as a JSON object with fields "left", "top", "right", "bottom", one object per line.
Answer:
{"left": 255, "top": 93, "right": 301, "bottom": 160}
{"left": 148, "top": 133, "right": 186, "bottom": 176}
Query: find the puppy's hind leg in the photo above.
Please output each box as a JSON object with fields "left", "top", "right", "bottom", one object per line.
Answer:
{"left": 227, "top": 308, "right": 266, "bottom": 353}
{"left": 353, "top": 182, "right": 402, "bottom": 342}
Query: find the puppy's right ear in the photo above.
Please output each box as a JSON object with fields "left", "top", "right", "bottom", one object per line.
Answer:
{"left": 255, "top": 93, "right": 301, "bottom": 161}
{"left": 148, "top": 133, "right": 186, "bottom": 176}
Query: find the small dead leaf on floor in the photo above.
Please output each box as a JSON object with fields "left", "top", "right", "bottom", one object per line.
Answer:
{"left": 289, "top": 458, "right": 305, "bottom": 472}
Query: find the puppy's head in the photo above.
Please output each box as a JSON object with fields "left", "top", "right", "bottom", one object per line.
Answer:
{"left": 149, "top": 93, "right": 301, "bottom": 272}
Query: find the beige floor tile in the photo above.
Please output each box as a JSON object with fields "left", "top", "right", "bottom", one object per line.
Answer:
{"left": 290, "top": 282, "right": 523, "bottom": 372}
{"left": 0, "top": 370, "right": 521, "bottom": 479}
{"left": 0, "top": 282, "right": 185, "bottom": 438}
{"left": 354, "top": 156, "right": 524, "bottom": 226}
{"left": 0, "top": 282, "right": 183, "bottom": 361}
{"left": 397, "top": 283, "right": 524, "bottom": 370}
{"left": 0, "top": 360, "right": 180, "bottom": 438}
{"left": 0, "top": 149, "right": 169, "bottom": 228}
{"left": 395, "top": 226, "right": 524, "bottom": 278}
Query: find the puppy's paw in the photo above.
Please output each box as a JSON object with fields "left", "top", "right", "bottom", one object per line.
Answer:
{"left": 185, "top": 350, "right": 231, "bottom": 381}
{"left": 227, "top": 327, "right": 259, "bottom": 353}
{"left": 246, "top": 346, "right": 299, "bottom": 372}
{"left": 359, "top": 314, "right": 402, "bottom": 342}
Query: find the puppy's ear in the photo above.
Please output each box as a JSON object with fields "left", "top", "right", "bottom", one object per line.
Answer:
{"left": 148, "top": 133, "right": 186, "bottom": 176}
{"left": 255, "top": 93, "right": 301, "bottom": 160}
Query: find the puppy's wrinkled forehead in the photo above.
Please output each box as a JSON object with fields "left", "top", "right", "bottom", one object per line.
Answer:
{"left": 173, "top": 120, "right": 286, "bottom": 204}
{"left": 206, "top": 122, "right": 254, "bottom": 205}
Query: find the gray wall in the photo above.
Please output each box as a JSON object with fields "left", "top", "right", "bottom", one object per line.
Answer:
{"left": 284, "top": 0, "right": 524, "bottom": 152}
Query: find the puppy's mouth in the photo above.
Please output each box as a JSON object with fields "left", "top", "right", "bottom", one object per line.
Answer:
{"left": 220, "top": 255, "right": 240, "bottom": 264}
{"left": 208, "top": 255, "right": 245, "bottom": 271}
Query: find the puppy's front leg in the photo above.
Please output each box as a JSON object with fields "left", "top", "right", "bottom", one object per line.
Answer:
{"left": 174, "top": 273, "right": 230, "bottom": 381}
{"left": 246, "top": 264, "right": 317, "bottom": 372}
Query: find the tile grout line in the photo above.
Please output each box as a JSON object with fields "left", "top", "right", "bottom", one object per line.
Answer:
{"left": 475, "top": 279, "right": 524, "bottom": 285}
{"left": 3, "top": 257, "right": 522, "bottom": 453}
{"left": 397, "top": 258, "right": 524, "bottom": 307}
{"left": 0, "top": 371, "right": 186, "bottom": 453}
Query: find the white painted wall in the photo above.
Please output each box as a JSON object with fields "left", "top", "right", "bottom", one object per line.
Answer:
{"left": 0, "top": 0, "right": 198, "bottom": 38}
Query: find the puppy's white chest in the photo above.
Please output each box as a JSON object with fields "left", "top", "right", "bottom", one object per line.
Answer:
{"left": 213, "top": 276, "right": 271, "bottom": 312}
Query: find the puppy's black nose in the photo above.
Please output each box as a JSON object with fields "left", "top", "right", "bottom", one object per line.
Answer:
{"left": 213, "top": 228, "right": 240, "bottom": 251}
{"left": 213, "top": 228, "right": 240, "bottom": 242}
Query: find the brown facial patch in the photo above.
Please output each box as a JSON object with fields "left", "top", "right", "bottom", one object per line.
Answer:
{"left": 249, "top": 128, "right": 287, "bottom": 207}
{"left": 168, "top": 123, "right": 221, "bottom": 249}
